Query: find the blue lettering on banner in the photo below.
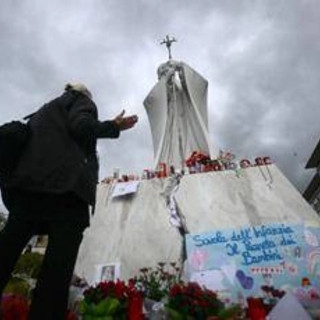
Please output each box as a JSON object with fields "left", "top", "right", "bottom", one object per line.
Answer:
{"left": 253, "top": 224, "right": 294, "bottom": 238}
{"left": 231, "top": 228, "right": 252, "bottom": 242}
{"left": 243, "top": 239, "right": 276, "bottom": 252}
{"left": 280, "top": 234, "right": 297, "bottom": 246}
{"left": 187, "top": 223, "right": 301, "bottom": 270}
{"left": 193, "top": 232, "right": 228, "bottom": 247}
{"left": 241, "top": 249, "right": 283, "bottom": 266}
{"left": 226, "top": 243, "right": 240, "bottom": 256}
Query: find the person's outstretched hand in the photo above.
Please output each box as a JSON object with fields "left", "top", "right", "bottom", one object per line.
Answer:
{"left": 113, "top": 110, "right": 138, "bottom": 131}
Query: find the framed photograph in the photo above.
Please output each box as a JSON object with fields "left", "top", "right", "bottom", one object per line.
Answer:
{"left": 94, "top": 262, "right": 120, "bottom": 283}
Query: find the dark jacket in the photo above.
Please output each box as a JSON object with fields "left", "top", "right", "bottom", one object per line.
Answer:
{"left": 9, "top": 90, "right": 120, "bottom": 205}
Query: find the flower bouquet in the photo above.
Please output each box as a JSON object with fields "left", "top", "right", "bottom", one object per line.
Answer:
{"left": 134, "top": 262, "right": 182, "bottom": 318}
{"left": 79, "top": 279, "right": 144, "bottom": 320}
{"left": 166, "top": 282, "right": 240, "bottom": 320}
{"left": 134, "top": 262, "right": 181, "bottom": 302}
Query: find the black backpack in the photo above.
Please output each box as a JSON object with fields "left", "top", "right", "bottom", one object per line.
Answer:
{"left": 0, "top": 118, "right": 31, "bottom": 185}
{"left": 0, "top": 92, "right": 80, "bottom": 186}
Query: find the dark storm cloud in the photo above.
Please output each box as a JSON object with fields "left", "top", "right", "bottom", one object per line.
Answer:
{"left": 209, "top": 0, "right": 320, "bottom": 190}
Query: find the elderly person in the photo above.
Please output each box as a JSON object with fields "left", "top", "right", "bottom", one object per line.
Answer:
{"left": 0, "top": 83, "right": 138, "bottom": 319}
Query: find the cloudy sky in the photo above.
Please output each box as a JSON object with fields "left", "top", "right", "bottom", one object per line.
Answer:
{"left": 0, "top": 0, "right": 319, "bottom": 212}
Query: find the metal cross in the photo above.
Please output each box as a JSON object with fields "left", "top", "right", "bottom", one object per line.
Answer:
{"left": 160, "top": 35, "right": 177, "bottom": 60}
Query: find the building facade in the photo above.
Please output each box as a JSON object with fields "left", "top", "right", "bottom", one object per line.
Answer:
{"left": 303, "top": 139, "right": 320, "bottom": 214}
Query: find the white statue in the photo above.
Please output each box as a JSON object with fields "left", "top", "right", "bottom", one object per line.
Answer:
{"left": 144, "top": 53, "right": 211, "bottom": 169}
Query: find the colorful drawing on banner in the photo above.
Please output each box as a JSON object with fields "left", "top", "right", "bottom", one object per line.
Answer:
{"left": 190, "top": 270, "right": 227, "bottom": 291}
{"left": 236, "top": 270, "right": 254, "bottom": 290}
{"left": 220, "top": 262, "right": 237, "bottom": 285}
{"left": 286, "top": 262, "right": 299, "bottom": 275}
{"left": 189, "top": 249, "right": 209, "bottom": 270}
{"left": 294, "top": 246, "right": 302, "bottom": 259}
{"left": 304, "top": 229, "right": 318, "bottom": 247}
{"left": 186, "top": 223, "right": 320, "bottom": 302}
{"left": 307, "top": 249, "right": 320, "bottom": 275}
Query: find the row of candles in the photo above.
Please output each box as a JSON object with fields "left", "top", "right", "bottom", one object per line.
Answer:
{"left": 101, "top": 151, "right": 273, "bottom": 184}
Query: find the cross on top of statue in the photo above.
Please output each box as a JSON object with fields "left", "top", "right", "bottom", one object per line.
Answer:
{"left": 160, "top": 35, "right": 177, "bottom": 60}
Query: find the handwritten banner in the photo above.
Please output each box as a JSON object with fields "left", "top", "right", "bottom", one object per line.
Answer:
{"left": 186, "top": 223, "right": 320, "bottom": 301}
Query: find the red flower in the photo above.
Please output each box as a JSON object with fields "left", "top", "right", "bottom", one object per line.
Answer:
{"left": 66, "top": 310, "right": 78, "bottom": 320}
{"left": 167, "top": 282, "right": 225, "bottom": 317}
{"left": 170, "top": 284, "right": 182, "bottom": 297}
{"left": 114, "top": 280, "right": 126, "bottom": 299}
{"left": 1, "top": 294, "right": 29, "bottom": 320}
{"left": 127, "top": 278, "right": 136, "bottom": 291}
{"left": 99, "top": 280, "right": 116, "bottom": 298}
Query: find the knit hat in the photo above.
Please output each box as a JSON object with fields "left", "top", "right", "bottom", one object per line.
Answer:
{"left": 65, "top": 83, "right": 92, "bottom": 99}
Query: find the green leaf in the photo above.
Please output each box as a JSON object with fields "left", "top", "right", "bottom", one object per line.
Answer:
{"left": 105, "top": 297, "right": 121, "bottom": 315}
{"left": 79, "top": 300, "right": 91, "bottom": 314}
{"left": 91, "top": 297, "right": 120, "bottom": 316}
{"left": 218, "top": 305, "right": 240, "bottom": 319}
{"left": 80, "top": 297, "right": 120, "bottom": 316}
{"left": 166, "top": 307, "right": 184, "bottom": 320}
